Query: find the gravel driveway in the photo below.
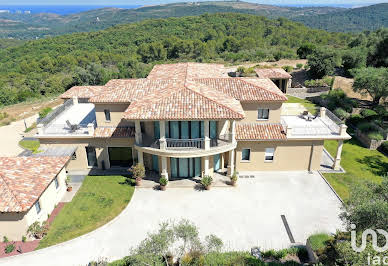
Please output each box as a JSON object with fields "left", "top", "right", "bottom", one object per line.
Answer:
{"left": 0, "top": 171, "right": 343, "bottom": 266}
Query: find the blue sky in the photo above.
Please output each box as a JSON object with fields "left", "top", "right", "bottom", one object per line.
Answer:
{"left": 0, "top": 0, "right": 386, "bottom": 6}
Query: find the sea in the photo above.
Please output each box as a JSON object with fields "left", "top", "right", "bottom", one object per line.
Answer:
{"left": 0, "top": 5, "right": 141, "bottom": 15}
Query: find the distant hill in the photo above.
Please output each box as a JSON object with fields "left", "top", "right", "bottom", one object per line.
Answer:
{"left": 295, "top": 3, "right": 388, "bottom": 32}
{"left": 0, "top": 1, "right": 344, "bottom": 39}
{"left": 0, "top": 13, "right": 352, "bottom": 106}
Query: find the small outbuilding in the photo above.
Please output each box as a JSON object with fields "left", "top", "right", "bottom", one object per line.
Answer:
{"left": 0, "top": 156, "right": 70, "bottom": 241}
{"left": 255, "top": 68, "right": 292, "bottom": 93}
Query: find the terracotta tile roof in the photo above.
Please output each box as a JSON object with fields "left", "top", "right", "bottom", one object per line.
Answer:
{"left": 123, "top": 80, "right": 245, "bottom": 120}
{"left": 255, "top": 68, "right": 292, "bottom": 79}
{"left": 147, "top": 62, "right": 229, "bottom": 80}
{"left": 94, "top": 127, "right": 135, "bottom": 138}
{"left": 89, "top": 79, "right": 172, "bottom": 103}
{"left": 236, "top": 123, "right": 286, "bottom": 140}
{"left": 60, "top": 86, "right": 106, "bottom": 99}
{"left": 0, "top": 156, "right": 70, "bottom": 212}
{"left": 195, "top": 78, "right": 287, "bottom": 102}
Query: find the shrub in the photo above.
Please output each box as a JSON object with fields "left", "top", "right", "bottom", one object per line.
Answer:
{"left": 0, "top": 111, "right": 9, "bottom": 120}
{"left": 230, "top": 171, "right": 238, "bottom": 183}
{"left": 296, "top": 63, "right": 303, "bottom": 69}
{"left": 367, "top": 131, "right": 384, "bottom": 140}
{"left": 22, "top": 235, "right": 27, "bottom": 242}
{"left": 130, "top": 164, "right": 145, "bottom": 180}
{"left": 360, "top": 109, "right": 378, "bottom": 119}
{"left": 304, "top": 78, "right": 331, "bottom": 88}
{"left": 27, "top": 221, "right": 48, "bottom": 239}
{"left": 347, "top": 114, "right": 363, "bottom": 126}
{"left": 201, "top": 176, "right": 213, "bottom": 187}
{"left": 159, "top": 177, "right": 168, "bottom": 186}
{"left": 4, "top": 244, "right": 15, "bottom": 254}
{"left": 358, "top": 121, "right": 375, "bottom": 133}
{"left": 3, "top": 236, "right": 8, "bottom": 243}
{"left": 38, "top": 107, "right": 53, "bottom": 119}
{"left": 381, "top": 142, "right": 388, "bottom": 153}
{"left": 282, "top": 65, "right": 293, "bottom": 72}
{"left": 333, "top": 108, "right": 348, "bottom": 120}
{"left": 308, "top": 233, "right": 332, "bottom": 252}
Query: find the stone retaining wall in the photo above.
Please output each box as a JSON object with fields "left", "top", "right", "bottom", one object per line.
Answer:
{"left": 355, "top": 129, "right": 387, "bottom": 150}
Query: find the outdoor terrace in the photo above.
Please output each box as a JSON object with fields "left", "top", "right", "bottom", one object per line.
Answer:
{"left": 37, "top": 98, "right": 96, "bottom": 137}
{"left": 281, "top": 104, "right": 350, "bottom": 139}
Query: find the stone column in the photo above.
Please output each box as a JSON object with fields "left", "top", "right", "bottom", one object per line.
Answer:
{"left": 320, "top": 107, "right": 326, "bottom": 118}
{"left": 204, "top": 156, "right": 210, "bottom": 176}
{"left": 204, "top": 120, "right": 210, "bottom": 150}
{"left": 227, "top": 149, "right": 235, "bottom": 176}
{"left": 161, "top": 156, "right": 168, "bottom": 180}
{"left": 72, "top": 96, "right": 78, "bottom": 105}
{"left": 135, "top": 121, "right": 142, "bottom": 145}
{"left": 230, "top": 120, "right": 236, "bottom": 143}
{"left": 159, "top": 121, "right": 167, "bottom": 150}
{"left": 286, "top": 126, "right": 293, "bottom": 138}
{"left": 134, "top": 121, "right": 144, "bottom": 165}
{"left": 87, "top": 123, "right": 95, "bottom": 136}
{"left": 333, "top": 140, "right": 343, "bottom": 171}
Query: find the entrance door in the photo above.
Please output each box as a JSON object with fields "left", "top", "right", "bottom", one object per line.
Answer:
{"left": 179, "top": 158, "right": 189, "bottom": 177}
{"left": 171, "top": 158, "right": 178, "bottom": 178}
{"left": 170, "top": 157, "right": 202, "bottom": 178}
{"left": 214, "top": 154, "right": 221, "bottom": 172}
{"left": 108, "top": 147, "right": 133, "bottom": 168}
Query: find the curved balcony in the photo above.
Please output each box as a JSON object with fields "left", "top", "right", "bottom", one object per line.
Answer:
{"left": 135, "top": 134, "right": 236, "bottom": 158}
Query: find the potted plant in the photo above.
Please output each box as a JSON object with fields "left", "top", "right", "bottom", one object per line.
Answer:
{"left": 159, "top": 177, "right": 168, "bottom": 191}
{"left": 65, "top": 176, "right": 72, "bottom": 192}
{"left": 230, "top": 171, "right": 238, "bottom": 186}
{"left": 130, "top": 163, "right": 145, "bottom": 186}
{"left": 201, "top": 175, "right": 213, "bottom": 190}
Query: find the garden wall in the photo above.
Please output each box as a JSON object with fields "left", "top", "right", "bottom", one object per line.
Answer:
{"left": 355, "top": 129, "right": 387, "bottom": 150}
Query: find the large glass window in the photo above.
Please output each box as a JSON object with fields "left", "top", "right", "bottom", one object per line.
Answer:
{"left": 108, "top": 147, "right": 133, "bottom": 167}
{"left": 54, "top": 177, "right": 59, "bottom": 189}
{"left": 257, "top": 109, "right": 269, "bottom": 120}
{"left": 35, "top": 201, "right": 41, "bottom": 214}
{"left": 265, "top": 148, "right": 275, "bottom": 162}
{"left": 241, "top": 149, "right": 251, "bottom": 161}
{"left": 104, "top": 109, "right": 111, "bottom": 121}
{"left": 85, "top": 147, "right": 98, "bottom": 167}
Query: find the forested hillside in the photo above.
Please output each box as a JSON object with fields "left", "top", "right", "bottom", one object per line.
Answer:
{"left": 295, "top": 3, "right": 388, "bottom": 32}
{"left": 0, "top": 1, "right": 344, "bottom": 39}
{"left": 0, "top": 13, "right": 352, "bottom": 106}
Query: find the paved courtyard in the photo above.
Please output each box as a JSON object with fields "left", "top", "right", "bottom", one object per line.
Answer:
{"left": 0, "top": 171, "right": 343, "bottom": 266}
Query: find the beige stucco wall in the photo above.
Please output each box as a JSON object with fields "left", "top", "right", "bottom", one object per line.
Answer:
{"left": 40, "top": 138, "right": 135, "bottom": 171}
{"left": 240, "top": 102, "right": 283, "bottom": 123}
{"left": 95, "top": 103, "right": 133, "bottom": 127}
{"left": 0, "top": 168, "right": 67, "bottom": 241}
{"left": 235, "top": 140, "right": 324, "bottom": 172}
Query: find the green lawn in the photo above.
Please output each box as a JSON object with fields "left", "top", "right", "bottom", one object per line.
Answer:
{"left": 38, "top": 176, "right": 134, "bottom": 248}
{"left": 308, "top": 233, "right": 332, "bottom": 251}
{"left": 19, "top": 139, "right": 41, "bottom": 153}
{"left": 286, "top": 95, "right": 317, "bottom": 109}
{"left": 323, "top": 139, "right": 387, "bottom": 201}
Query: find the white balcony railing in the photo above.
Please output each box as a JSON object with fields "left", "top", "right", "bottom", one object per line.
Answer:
{"left": 281, "top": 106, "right": 347, "bottom": 138}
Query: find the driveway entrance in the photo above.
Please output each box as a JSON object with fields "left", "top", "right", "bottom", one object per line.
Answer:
{"left": 1, "top": 171, "right": 343, "bottom": 266}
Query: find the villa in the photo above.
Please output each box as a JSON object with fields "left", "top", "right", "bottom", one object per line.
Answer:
{"left": 35, "top": 63, "right": 351, "bottom": 179}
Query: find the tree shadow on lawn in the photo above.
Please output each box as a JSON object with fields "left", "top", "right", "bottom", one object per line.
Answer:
{"left": 357, "top": 155, "right": 388, "bottom": 176}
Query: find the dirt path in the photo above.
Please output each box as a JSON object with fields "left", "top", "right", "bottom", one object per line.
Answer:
{"left": 0, "top": 114, "right": 38, "bottom": 156}
{"left": 0, "top": 97, "right": 62, "bottom": 126}
{"left": 332, "top": 76, "right": 372, "bottom": 101}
